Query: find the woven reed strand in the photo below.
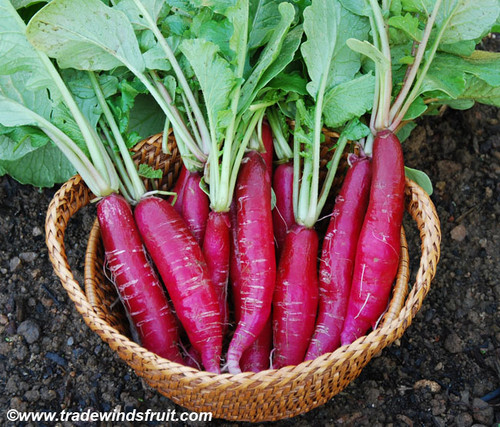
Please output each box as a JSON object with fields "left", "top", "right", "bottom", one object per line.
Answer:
{"left": 45, "top": 134, "right": 441, "bottom": 422}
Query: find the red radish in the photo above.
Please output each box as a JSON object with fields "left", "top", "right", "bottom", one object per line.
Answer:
{"left": 97, "top": 193, "right": 183, "bottom": 363}
{"left": 168, "top": 164, "right": 189, "bottom": 214}
{"left": 202, "top": 211, "right": 231, "bottom": 332}
{"left": 341, "top": 131, "right": 405, "bottom": 345}
{"left": 272, "top": 224, "right": 319, "bottom": 368}
{"left": 226, "top": 151, "right": 276, "bottom": 374}
{"left": 272, "top": 161, "right": 295, "bottom": 257}
{"left": 134, "top": 196, "right": 223, "bottom": 373}
{"left": 240, "top": 315, "right": 272, "bottom": 372}
{"left": 181, "top": 171, "right": 210, "bottom": 244}
{"left": 305, "top": 157, "right": 372, "bottom": 360}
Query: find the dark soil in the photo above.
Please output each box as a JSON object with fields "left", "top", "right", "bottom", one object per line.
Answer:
{"left": 1, "top": 57, "right": 500, "bottom": 427}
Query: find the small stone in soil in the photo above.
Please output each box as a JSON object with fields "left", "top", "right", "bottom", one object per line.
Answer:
{"left": 471, "top": 397, "right": 494, "bottom": 425}
{"left": 9, "top": 257, "right": 21, "bottom": 272}
{"left": 17, "top": 319, "right": 40, "bottom": 344}
{"left": 451, "top": 224, "right": 468, "bottom": 242}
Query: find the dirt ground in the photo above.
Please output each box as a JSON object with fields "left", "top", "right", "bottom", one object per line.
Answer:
{"left": 1, "top": 55, "right": 500, "bottom": 427}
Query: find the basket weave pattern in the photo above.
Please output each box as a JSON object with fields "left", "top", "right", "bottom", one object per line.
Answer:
{"left": 45, "top": 134, "right": 441, "bottom": 422}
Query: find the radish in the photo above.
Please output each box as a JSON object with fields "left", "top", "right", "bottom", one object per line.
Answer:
{"left": 240, "top": 315, "right": 272, "bottom": 372}
{"left": 181, "top": 171, "right": 210, "bottom": 245}
{"left": 202, "top": 211, "right": 231, "bottom": 333}
{"left": 272, "top": 162, "right": 295, "bottom": 257}
{"left": 226, "top": 151, "right": 276, "bottom": 374}
{"left": 134, "top": 196, "right": 223, "bottom": 373}
{"left": 267, "top": 107, "right": 295, "bottom": 257}
{"left": 97, "top": 194, "right": 183, "bottom": 362}
{"left": 168, "top": 164, "right": 189, "bottom": 215}
{"left": 305, "top": 156, "right": 371, "bottom": 359}
{"left": 272, "top": 224, "right": 319, "bottom": 368}
{"left": 340, "top": 132, "right": 404, "bottom": 344}
{"left": 340, "top": 0, "right": 444, "bottom": 343}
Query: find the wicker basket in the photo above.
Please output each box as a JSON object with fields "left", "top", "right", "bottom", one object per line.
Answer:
{"left": 45, "top": 132, "right": 441, "bottom": 422}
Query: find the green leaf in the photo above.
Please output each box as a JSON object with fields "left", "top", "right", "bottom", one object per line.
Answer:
{"left": 421, "top": 50, "right": 500, "bottom": 100}
{"left": 128, "top": 94, "right": 166, "bottom": 139}
{"left": 437, "top": 0, "right": 500, "bottom": 45}
{"left": 339, "top": 0, "right": 370, "bottom": 16}
{"left": 402, "top": 96, "right": 427, "bottom": 120}
{"left": 114, "top": 0, "right": 167, "bottom": 30}
{"left": 0, "top": 134, "right": 75, "bottom": 187}
{"left": 341, "top": 118, "right": 370, "bottom": 140}
{"left": 322, "top": 73, "right": 375, "bottom": 128}
{"left": 26, "top": 0, "right": 145, "bottom": 73}
{"left": 405, "top": 166, "right": 433, "bottom": 195}
{"left": 248, "top": 0, "right": 283, "bottom": 49}
{"left": 395, "top": 121, "right": 417, "bottom": 142}
{"left": 138, "top": 163, "right": 163, "bottom": 179}
{"left": 238, "top": 2, "right": 296, "bottom": 112}
{"left": 451, "top": 76, "right": 500, "bottom": 107}
{"left": 302, "top": 1, "right": 370, "bottom": 98}
{"left": 388, "top": 13, "right": 422, "bottom": 41}
{"left": 180, "top": 38, "right": 236, "bottom": 137}
{"left": 0, "top": 0, "right": 63, "bottom": 100}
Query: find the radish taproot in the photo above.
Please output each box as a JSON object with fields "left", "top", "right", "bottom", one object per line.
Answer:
{"left": 306, "top": 156, "right": 372, "bottom": 359}
{"left": 134, "top": 196, "right": 223, "bottom": 373}
{"left": 340, "top": 131, "right": 404, "bottom": 344}
{"left": 272, "top": 224, "right": 319, "bottom": 367}
{"left": 226, "top": 151, "right": 276, "bottom": 374}
{"left": 97, "top": 194, "right": 184, "bottom": 362}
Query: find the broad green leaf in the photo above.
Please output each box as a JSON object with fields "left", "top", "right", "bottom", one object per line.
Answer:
{"left": 238, "top": 2, "right": 295, "bottom": 112}
{"left": 268, "top": 72, "right": 308, "bottom": 95}
{"left": 388, "top": 13, "right": 422, "bottom": 41}
{"left": 402, "top": 96, "right": 427, "bottom": 120}
{"left": 302, "top": 1, "right": 369, "bottom": 99}
{"left": 248, "top": 0, "right": 283, "bottom": 49}
{"left": 0, "top": 73, "right": 53, "bottom": 121}
{"left": 252, "top": 25, "right": 304, "bottom": 98}
{"left": 451, "top": 76, "right": 500, "bottom": 107}
{"left": 0, "top": 0, "right": 64, "bottom": 100}
{"left": 0, "top": 136, "right": 75, "bottom": 187}
{"left": 437, "top": 0, "right": 500, "bottom": 44}
{"left": 26, "top": 0, "right": 145, "bottom": 73}
{"left": 114, "top": 0, "right": 167, "bottom": 29}
{"left": 138, "top": 163, "right": 163, "bottom": 179}
{"left": 405, "top": 166, "right": 433, "bottom": 195}
{"left": 322, "top": 73, "right": 375, "bottom": 128}
{"left": 395, "top": 121, "right": 417, "bottom": 142}
{"left": 61, "top": 70, "right": 119, "bottom": 128}
{"left": 341, "top": 118, "right": 370, "bottom": 140}
{"left": 128, "top": 94, "right": 166, "bottom": 138}
{"left": 439, "top": 40, "right": 477, "bottom": 56}
{"left": 421, "top": 50, "right": 500, "bottom": 100}
{"left": 11, "top": 0, "right": 47, "bottom": 8}
{"left": 227, "top": 0, "right": 249, "bottom": 76}
{"left": 0, "top": 127, "right": 48, "bottom": 160}
{"left": 180, "top": 38, "right": 236, "bottom": 137}
{"left": 339, "top": 0, "right": 370, "bottom": 16}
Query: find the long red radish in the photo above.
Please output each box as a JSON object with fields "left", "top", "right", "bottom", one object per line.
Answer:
{"left": 272, "top": 161, "right": 295, "bottom": 257}
{"left": 305, "top": 156, "right": 372, "bottom": 360}
{"left": 134, "top": 196, "right": 223, "bottom": 373}
{"left": 272, "top": 224, "right": 319, "bottom": 368}
{"left": 168, "top": 164, "right": 189, "bottom": 214}
{"left": 97, "top": 193, "right": 183, "bottom": 363}
{"left": 181, "top": 171, "right": 210, "bottom": 245}
{"left": 202, "top": 211, "right": 231, "bottom": 333}
{"left": 341, "top": 131, "right": 405, "bottom": 345}
{"left": 240, "top": 315, "right": 272, "bottom": 372}
{"left": 226, "top": 151, "right": 276, "bottom": 374}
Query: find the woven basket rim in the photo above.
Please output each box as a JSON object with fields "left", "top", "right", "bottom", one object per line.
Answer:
{"left": 45, "top": 134, "right": 442, "bottom": 421}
